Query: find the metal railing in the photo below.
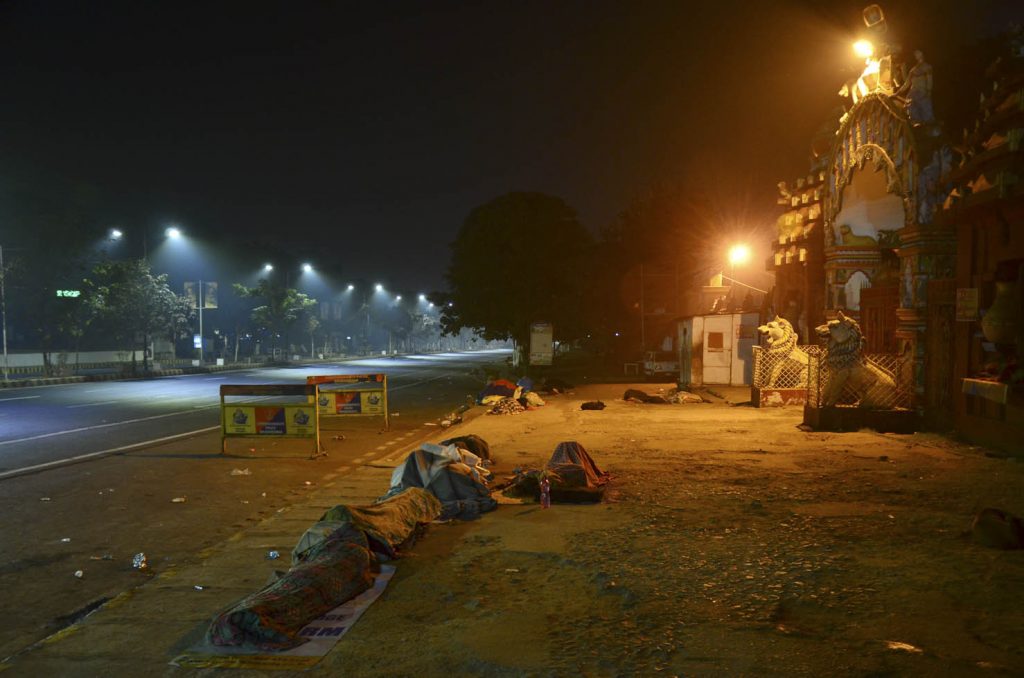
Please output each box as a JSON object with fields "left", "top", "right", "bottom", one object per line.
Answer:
{"left": 752, "top": 345, "right": 813, "bottom": 389}
{"left": 805, "top": 346, "right": 912, "bottom": 410}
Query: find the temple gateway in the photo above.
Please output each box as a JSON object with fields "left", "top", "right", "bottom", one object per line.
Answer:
{"left": 766, "top": 6, "right": 1023, "bottom": 451}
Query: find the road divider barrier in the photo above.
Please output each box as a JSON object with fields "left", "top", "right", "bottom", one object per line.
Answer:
{"left": 307, "top": 373, "right": 389, "bottom": 431}
{"left": 220, "top": 384, "right": 322, "bottom": 455}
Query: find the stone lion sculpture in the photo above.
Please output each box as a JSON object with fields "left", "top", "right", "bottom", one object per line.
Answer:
{"left": 757, "top": 316, "right": 809, "bottom": 387}
{"left": 814, "top": 311, "right": 897, "bottom": 408}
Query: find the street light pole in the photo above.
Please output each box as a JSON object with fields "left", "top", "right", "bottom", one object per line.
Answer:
{"left": 198, "top": 279, "right": 204, "bottom": 364}
{"left": 1, "top": 244, "right": 8, "bottom": 381}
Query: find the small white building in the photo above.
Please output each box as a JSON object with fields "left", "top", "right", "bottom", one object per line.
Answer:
{"left": 677, "top": 312, "right": 760, "bottom": 387}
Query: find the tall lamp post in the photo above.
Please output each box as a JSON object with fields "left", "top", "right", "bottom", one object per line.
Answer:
{"left": 1, "top": 245, "right": 8, "bottom": 381}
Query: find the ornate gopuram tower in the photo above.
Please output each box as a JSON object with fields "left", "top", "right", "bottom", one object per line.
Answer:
{"left": 822, "top": 9, "right": 956, "bottom": 405}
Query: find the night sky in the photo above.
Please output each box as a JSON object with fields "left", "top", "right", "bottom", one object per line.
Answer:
{"left": 1, "top": 0, "right": 1020, "bottom": 292}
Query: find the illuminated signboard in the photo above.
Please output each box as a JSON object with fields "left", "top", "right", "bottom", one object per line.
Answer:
{"left": 56, "top": 290, "right": 81, "bottom": 298}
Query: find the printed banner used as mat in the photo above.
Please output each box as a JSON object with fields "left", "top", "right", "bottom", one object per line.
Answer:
{"left": 171, "top": 564, "right": 395, "bottom": 670}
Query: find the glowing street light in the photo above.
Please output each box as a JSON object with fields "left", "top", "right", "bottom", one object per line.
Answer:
{"left": 375, "top": 283, "right": 383, "bottom": 292}
{"left": 728, "top": 244, "right": 751, "bottom": 267}
{"left": 109, "top": 228, "right": 123, "bottom": 240}
{"left": 347, "top": 284, "right": 355, "bottom": 291}
{"left": 853, "top": 39, "right": 874, "bottom": 59}
{"left": 418, "top": 293, "right": 426, "bottom": 301}
{"left": 395, "top": 295, "right": 402, "bottom": 301}
{"left": 302, "top": 263, "right": 313, "bottom": 273}
{"left": 263, "top": 263, "right": 274, "bottom": 272}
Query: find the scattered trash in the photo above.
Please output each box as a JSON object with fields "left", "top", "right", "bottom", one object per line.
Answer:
{"left": 89, "top": 554, "right": 113, "bottom": 561}
{"left": 241, "top": 500, "right": 250, "bottom": 504}
{"left": 884, "top": 640, "right": 923, "bottom": 654}
{"left": 424, "top": 422, "right": 438, "bottom": 426}
{"left": 230, "top": 468, "right": 251, "bottom": 476}
{"left": 332, "top": 434, "right": 346, "bottom": 440}
{"left": 249, "top": 448, "right": 256, "bottom": 453}
{"left": 304, "top": 481, "right": 313, "bottom": 486}
{"left": 194, "top": 585, "right": 205, "bottom": 591}
{"left": 267, "top": 550, "right": 280, "bottom": 560}
{"left": 261, "top": 492, "right": 267, "bottom": 497}
{"left": 132, "top": 553, "right": 148, "bottom": 570}
{"left": 61, "top": 537, "right": 71, "bottom": 543}
{"left": 40, "top": 497, "right": 51, "bottom": 502}
{"left": 580, "top": 401, "right": 606, "bottom": 410}
{"left": 392, "top": 412, "right": 400, "bottom": 417}
{"left": 504, "top": 568, "right": 520, "bottom": 574}
{"left": 171, "top": 496, "right": 188, "bottom": 503}
{"left": 74, "top": 570, "right": 84, "bottom": 579}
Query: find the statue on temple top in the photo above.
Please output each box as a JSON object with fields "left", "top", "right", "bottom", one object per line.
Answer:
{"left": 899, "top": 50, "right": 934, "bottom": 124}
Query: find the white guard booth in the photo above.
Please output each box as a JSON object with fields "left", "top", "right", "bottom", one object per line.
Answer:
{"left": 678, "top": 312, "right": 760, "bottom": 387}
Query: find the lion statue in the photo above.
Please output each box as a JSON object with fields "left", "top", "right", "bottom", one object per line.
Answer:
{"left": 757, "top": 316, "right": 809, "bottom": 387}
{"left": 815, "top": 311, "right": 897, "bottom": 408}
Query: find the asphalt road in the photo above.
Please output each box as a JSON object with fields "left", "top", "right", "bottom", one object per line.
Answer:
{"left": 0, "top": 350, "right": 509, "bottom": 478}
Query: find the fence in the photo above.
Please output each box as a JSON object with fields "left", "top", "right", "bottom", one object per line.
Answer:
{"left": 805, "top": 346, "right": 913, "bottom": 411}
{"left": 752, "top": 345, "right": 813, "bottom": 389}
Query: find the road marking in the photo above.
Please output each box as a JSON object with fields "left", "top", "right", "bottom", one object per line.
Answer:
{"left": 0, "top": 425, "right": 221, "bottom": 481}
{"left": 376, "top": 445, "right": 386, "bottom": 450}
{"left": 0, "top": 406, "right": 219, "bottom": 447}
{"left": 384, "top": 441, "right": 396, "bottom": 446}
{"left": 0, "top": 395, "right": 40, "bottom": 403}
{"left": 202, "top": 376, "right": 228, "bottom": 380}
{"left": 82, "top": 388, "right": 107, "bottom": 393}
{"left": 67, "top": 400, "right": 120, "bottom": 409}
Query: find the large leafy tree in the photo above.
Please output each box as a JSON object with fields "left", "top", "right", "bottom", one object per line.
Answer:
{"left": 441, "top": 192, "right": 593, "bottom": 358}
{"left": 1, "top": 177, "right": 105, "bottom": 373}
{"left": 85, "top": 259, "right": 195, "bottom": 374}
{"left": 232, "top": 279, "right": 317, "bottom": 355}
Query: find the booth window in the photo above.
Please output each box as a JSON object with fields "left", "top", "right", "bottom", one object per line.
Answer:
{"left": 707, "top": 332, "right": 724, "bottom": 349}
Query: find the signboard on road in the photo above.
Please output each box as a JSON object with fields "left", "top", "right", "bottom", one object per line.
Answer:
{"left": 529, "top": 322, "right": 553, "bottom": 365}
{"left": 308, "top": 374, "right": 389, "bottom": 429}
{"left": 219, "top": 384, "right": 321, "bottom": 454}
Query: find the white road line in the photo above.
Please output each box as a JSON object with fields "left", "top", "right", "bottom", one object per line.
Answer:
{"left": 0, "top": 396, "right": 41, "bottom": 403}
{"left": 376, "top": 445, "right": 386, "bottom": 450}
{"left": 202, "top": 376, "right": 228, "bottom": 380}
{"left": 384, "top": 441, "right": 396, "bottom": 446}
{"left": 0, "top": 425, "right": 221, "bottom": 481}
{"left": 82, "top": 388, "right": 107, "bottom": 393}
{"left": 0, "top": 406, "right": 219, "bottom": 447}
{"left": 67, "top": 400, "right": 120, "bottom": 409}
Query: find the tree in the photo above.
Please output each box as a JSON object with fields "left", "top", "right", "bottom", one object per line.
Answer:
{"left": 85, "top": 259, "right": 195, "bottom": 374}
{"left": 232, "top": 279, "right": 317, "bottom": 356}
{"left": 441, "top": 192, "right": 593, "bottom": 359}
{"left": 1, "top": 178, "right": 106, "bottom": 374}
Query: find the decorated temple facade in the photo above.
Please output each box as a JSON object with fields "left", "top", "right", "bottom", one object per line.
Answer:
{"left": 769, "top": 170, "right": 826, "bottom": 345}
{"left": 941, "top": 36, "right": 1024, "bottom": 450}
{"left": 770, "top": 5, "right": 963, "bottom": 416}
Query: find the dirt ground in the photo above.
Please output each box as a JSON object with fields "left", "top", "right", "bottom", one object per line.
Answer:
{"left": 3, "top": 380, "right": 1023, "bottom": 677}
{"left": 317, "top": 385, "right": 1024, "bottom": 677}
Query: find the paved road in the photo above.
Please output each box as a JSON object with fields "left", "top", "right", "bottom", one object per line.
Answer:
{"left": 0, "top": 350, "right": 509, "bottom": 477}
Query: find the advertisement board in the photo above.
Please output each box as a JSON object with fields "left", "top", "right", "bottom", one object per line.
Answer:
{"left": 308, "top": 374, "right": 389, "bottom": 428}
{"left": 529, "top": 322, "right": 553, "bottom": 365}
{"left": 219, "top": 384, "right": 322, "bottom": 455}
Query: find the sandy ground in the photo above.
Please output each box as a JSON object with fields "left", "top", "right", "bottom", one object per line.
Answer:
{"left": 317, "top": 385, "right": 1024, "bottom": 677}
{"left": 2, "top": 380, "right": 1023, "bottom": 677}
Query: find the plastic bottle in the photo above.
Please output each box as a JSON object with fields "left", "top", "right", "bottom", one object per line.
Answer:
{"left": 540, "top": 477, "right": 551, "bottom": 509}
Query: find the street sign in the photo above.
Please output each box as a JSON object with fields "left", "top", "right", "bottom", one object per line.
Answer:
{"left": 193, "top": 334, "right": 203, "bottom": 349}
